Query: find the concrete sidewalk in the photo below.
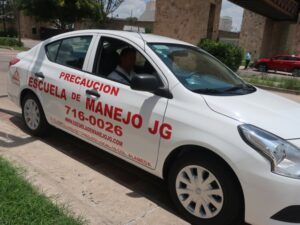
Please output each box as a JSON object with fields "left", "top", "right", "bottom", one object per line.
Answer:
{"left": 0, "top": 97, "right": 188, "bottom": 225}
{"left": 22, "top": 39, "right": 41, "bottom": 49}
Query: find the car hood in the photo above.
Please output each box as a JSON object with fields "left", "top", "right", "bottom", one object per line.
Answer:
{"left": 203, "top": 88, "right": 300, "bottom": 140}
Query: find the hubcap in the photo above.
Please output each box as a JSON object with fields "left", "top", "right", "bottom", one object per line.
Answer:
{"left": 176, "top": 165, "right": 224, "bottom": 219}
{"left": 24, "top": 99, "right": 40, "bottom": 130}
{"left": 259, "top": 65, "right": 266, "bottom": 72}
{"left": 294, "top": 69, "right": 300, "bottom": 76}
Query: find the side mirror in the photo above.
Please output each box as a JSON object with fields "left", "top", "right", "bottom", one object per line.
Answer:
{"left": 130, "top": 74, "right": 160, "bottom": 92}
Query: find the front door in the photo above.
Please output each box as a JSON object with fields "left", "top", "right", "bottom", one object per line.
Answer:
{"left": 76, "top": 36, "right": 171, "bottom": 169}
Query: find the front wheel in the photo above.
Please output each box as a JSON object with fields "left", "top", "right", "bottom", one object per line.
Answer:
{"left": 292, "top": 68, "right": 300, "bottom": 77}
{"left": 257, "top": 64, "right": 268, "bottom": 73}
{"left": 22, "top": 93, "right": 49, "bottom": 136}
{"left": 168, "top": 153, "right": 243, "bottom": 225}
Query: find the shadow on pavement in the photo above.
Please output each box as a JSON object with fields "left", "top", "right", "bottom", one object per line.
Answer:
{"left": 0, "top": 108, "right": 36, "bottom": 148}
{"left": 0, "top": 108, "right": 186, "bottom": 223}
{"left": 0, "top": 107, "right": 248, "bottom": 225}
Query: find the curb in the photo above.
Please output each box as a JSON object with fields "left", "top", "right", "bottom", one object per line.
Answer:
{"left": 0, "top": 46, "right": 14, "bottom": 51}
{"left": 255, "top": 85, "right": 300, "bottom": 95}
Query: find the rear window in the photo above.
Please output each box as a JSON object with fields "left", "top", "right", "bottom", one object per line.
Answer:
{"left": 46, "top": 41, "right": 60, "bottom": 62}
{"left": 46, "top": 36, "right": 92, "bottom": 70}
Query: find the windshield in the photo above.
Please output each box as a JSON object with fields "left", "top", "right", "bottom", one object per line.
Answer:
{"left": 148, "top": 43, "right": 256, "bottom": 95}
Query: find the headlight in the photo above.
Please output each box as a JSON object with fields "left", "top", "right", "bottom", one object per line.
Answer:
{"left": 238, "top": 124, "right": 300, "bottom": 179}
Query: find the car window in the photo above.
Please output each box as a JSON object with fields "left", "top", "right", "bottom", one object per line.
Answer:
{"left": 284, "top": 56, "right": 293, "bottom": 60}
{"left": 149, "top": 43, "right": 256, "bottom": 96}
{"left": 53, "top": 36, "right": 92, "bottom": 70}
{"left": 288, "top": 56, "right": 296, "bottom": 61}
{"left": 93, "top": 37, "right": 161, "bottom": 86}
{"left": 46, "top": 41, "right": 60, "bottom": 62}
{"left": 274, "top": 56, "right": 286, "bottom": 60}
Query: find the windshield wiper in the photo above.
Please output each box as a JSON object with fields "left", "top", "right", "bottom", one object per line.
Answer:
{"left": 192, "top": 88, "right": 223, "bottom": 94}
{"left": 223, "top": 84, "right": 254, "bottom": 93}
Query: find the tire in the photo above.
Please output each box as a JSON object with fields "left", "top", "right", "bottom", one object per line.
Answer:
{"left": 292, "top": 68, "right": 300, "bottom": 77}
{"left": 257, "top": 63, "right": 268, "bottom": 73}
{"left": 168, "top": 153, "right": 243, "bottom": 225}
{"left": 21, "top": 93, "right": 49, "bottom": 136}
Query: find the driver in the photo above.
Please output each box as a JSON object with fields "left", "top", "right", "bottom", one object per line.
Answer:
{"left": 108, "top": 47, "right": 137, "bottom": 85}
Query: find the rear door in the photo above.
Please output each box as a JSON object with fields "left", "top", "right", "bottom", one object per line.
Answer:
{"left": 269, "top": 56, "right": 285, "bottom": 71}
{"left": 285, "top": 56, "right": 298, "bottom": 72}
{"left": 279, "top": 56, "right": 294, "bottom": 72}
{"left": 28, "top": 34, "right": 96, "bottom": 127}
{"left": 73, "top": 35, "right": 171, "bottom": 169}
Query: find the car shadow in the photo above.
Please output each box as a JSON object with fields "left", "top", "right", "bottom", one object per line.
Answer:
{"left": 1, "top": 108, "right": 248, "bottom": 225}
{"left": 2, "top": 110, "right": 187, "bottom": 223}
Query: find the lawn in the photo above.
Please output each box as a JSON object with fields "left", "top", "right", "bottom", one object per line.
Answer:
{"left": 0, "top": 157, "right": 85, "bottom": 225}
{"left": 0, "top": 37, "right": 29, "bottom": 51}
{"left": 242, "top": 75, "right": 300, "bottom": 91}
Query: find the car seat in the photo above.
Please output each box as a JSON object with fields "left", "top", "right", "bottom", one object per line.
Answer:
{"left": 98, "top": 50, "right": 120, "bottom": 76}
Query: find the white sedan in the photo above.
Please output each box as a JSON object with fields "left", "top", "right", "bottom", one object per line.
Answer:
{"left": 7, "top": 30, "right": 300, "bottom": 225}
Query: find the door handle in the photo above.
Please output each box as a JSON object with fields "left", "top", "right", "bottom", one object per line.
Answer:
{"left": 86, "top": 89, "right": 101, "bottom": 98}
{"left": 34, "top": 72, "right": 45, "bottom": 79}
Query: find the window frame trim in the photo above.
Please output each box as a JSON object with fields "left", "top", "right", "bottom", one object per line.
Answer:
{"left": 87, "top": 34, "right": 169, "bottom": 88}
{"left": 44, "top": 34, "right": 94, "bottom": 71}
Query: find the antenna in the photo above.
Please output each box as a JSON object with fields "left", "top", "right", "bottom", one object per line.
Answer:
{"left": 137, "top": 30, "right": 146, "bottom": 51}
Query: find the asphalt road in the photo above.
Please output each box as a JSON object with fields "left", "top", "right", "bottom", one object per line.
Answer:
{"left": 0, "top": 49, "right": 19, "bottom": 96}
{"left": 0, "top": 47, "right": 299, "bottom": 225}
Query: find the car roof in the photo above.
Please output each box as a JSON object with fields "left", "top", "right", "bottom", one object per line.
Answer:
{"left": 272, "top": 54, "right": 300, "bottom": 57}
{"left": 48, "top": 29, "right": 194, "bottom": 48}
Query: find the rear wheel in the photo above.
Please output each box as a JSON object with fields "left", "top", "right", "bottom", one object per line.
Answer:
{"left": 292, "top": 68, "right": 300, "bottom": 77}
{"left": 22, "top": 93, "right": 49, "bottom": 136}
{"left": 168, "top": 153, "right": 243, "bottom": 225}
{"left": 258, "top": 63, "right": 268, "bottom": 73}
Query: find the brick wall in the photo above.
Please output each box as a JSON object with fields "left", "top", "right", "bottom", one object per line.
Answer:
{"left": 153, "top": 0, "right": 221, "bottom": 44}
{"left": 240, "top": 9, "right": 300, "bottom": 60}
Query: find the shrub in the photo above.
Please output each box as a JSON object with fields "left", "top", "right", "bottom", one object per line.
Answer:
{"left": 0, "top": 37, "right": 23, "bottom": 47}
{"left": 198, "top": 39, "right": 244, "bottom": 72}
{"left": 0, "top": 28, "right": 18, "bottom": 37}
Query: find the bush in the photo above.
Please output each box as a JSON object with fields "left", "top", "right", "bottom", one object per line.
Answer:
{"left": 198, "top": 39, "right": 244, "bottom": 72}
{"left": 0, "top": 37, "right": 23, "bottom": 47}
{"left": 0, "top": 28, "right": 18, "bottom": 37}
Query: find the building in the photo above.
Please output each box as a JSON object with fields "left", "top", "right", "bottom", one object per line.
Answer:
{"left": 153, "top": 0, "right": 222, "bottom": 45}
{"left": 219, "top": 16, "right": 233, "bottom": 31}
{"left": 139, "top": 1, "right": 156, "bottom": 22}
{"left": 239, "top": 9, "right": 300, "bottom": 61}
{"left": 218, "top": 30, "right": 240, "bottom": 45}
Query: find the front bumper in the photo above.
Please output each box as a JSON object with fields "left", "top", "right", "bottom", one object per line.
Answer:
{"left": 242, "top": 172, "right": 300, "bottom": 225}
{"left": 236, "top": 139, "right": 300, "bottom": 225}
{"left": 271, "top": 206, "right": 300, "bottom": 223}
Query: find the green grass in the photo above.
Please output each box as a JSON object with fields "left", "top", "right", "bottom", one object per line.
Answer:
{"left": 242, "top": 75, "right": 300, "bottom": 91}
{"left": 0, "top": 37, "right": 28, "bottom": 51}
{"left": 0, "top": 45, "right": 29, "bottom": 51}
{"left": 0, "top": 157, "right": 85, "bottom": 225}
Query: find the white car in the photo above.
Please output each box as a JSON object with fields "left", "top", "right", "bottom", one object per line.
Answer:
{"left": 7, "top": 30, "right": 300, "bottom": 225}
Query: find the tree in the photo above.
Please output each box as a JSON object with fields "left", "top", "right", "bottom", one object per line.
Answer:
{"left": 0, "top": 0, "right": 15, "bottom": 33}
{"left": 16, "top": 0, "right": 102, "bottom": 29}
{"left": 96, "top": 0, "right": 124, "bottom": 23}
{"left": 198, "top": 39, "right": 244, "bottom": 72}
